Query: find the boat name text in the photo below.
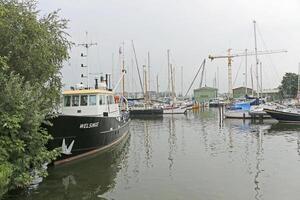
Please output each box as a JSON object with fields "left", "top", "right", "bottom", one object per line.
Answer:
{"left": 80, "top": 122, "right": 99, "bottom": 129}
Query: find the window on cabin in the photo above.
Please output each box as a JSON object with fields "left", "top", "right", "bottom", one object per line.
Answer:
{"left": 108, "top": 95, "right": 114, "bottom": 104}
{"left": 89, "top": 95, "right": 97, "bottom": 106}
{"left": 72, "top": 95, "right": 79, "bottom": 106}
{"left": 80, "top": 95, "right": 88, "bottom": 106}
{"left": 64, "top": 96, "right": 71, "bottom": 107}
{"left": 99, "top": 95, "right": 106, "bottom": 105}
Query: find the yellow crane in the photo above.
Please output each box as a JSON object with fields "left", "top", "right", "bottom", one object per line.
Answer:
{"left": 208, "top": 48, "right": 287, "bottom": 97}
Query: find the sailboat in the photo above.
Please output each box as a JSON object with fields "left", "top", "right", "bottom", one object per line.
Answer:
{"left": 128, "top": 43, "right": 163, "bottom": 118}
{"left": 264, "top": 64, "right": 300, "bottom": 123}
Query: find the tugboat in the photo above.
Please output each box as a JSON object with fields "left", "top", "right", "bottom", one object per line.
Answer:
{"left": 45, "top": 74, "right": 130, "bottom": 165}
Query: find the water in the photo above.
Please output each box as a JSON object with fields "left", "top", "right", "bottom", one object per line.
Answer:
{"left": 4, "top": 109, "right": 300, "bottom": 200}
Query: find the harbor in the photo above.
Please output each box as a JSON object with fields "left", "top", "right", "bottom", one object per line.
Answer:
{"left": 2, "top": 0, "right": 300, "bottom": 200}
{"left": 5, "top": 110, "right": 300, "bottom": 200}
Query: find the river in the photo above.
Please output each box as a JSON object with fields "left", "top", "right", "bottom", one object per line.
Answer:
{"left": 4, "top": 108, "right": 300, "bottom": 200}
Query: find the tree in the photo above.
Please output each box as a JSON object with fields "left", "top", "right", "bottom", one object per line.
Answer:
{"left": 0, "top": 0, "right": 71, "bottom": 195}
{"left": 278, "top": 72, "right": 298, "bottom": 98}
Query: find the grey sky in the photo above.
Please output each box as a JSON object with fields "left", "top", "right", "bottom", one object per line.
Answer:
{"left": 38, "top": 0, "right": 300, "bottom": 94}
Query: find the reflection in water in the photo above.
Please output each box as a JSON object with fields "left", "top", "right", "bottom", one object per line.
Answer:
{"left": 167, "top": 116, "right": 177, "bottom": 175}
{"left": 5, "top": 110, "right": 300, "bottom": 200}
{"left": 144, "top": 121, "right": 153, "bottom": 168}
{"left": 6, "top": 133, "right": 131, "bottom": 200}
{"left": 254, "top": 126, "right": 264, "bottom": 200}
{"left": 267, "top": 123, "right": 300, "bottom": 156}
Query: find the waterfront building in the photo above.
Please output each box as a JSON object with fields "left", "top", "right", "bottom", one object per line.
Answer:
{"left": 194, "top": 86, "right": 218, "bottom": 103}
{"left": 232, "top": 87, "right": 255, "bottom": 99}
{"left": 261, "top": 88, "right": 281, "bottom": 101}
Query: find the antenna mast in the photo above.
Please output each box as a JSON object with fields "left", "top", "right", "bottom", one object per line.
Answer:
{"left": 78, "top": 32, "right": 97, "bottom": 88}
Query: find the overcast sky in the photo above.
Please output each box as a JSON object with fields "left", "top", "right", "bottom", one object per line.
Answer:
{"left": 38, "top": 0, "right": 300, "bottom": 94}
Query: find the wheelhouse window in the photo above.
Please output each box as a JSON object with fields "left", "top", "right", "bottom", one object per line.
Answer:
{"left": 108, "top": 95, "right": 114, "bottom": 104}
{"left": 64, "top": 96, "right": 71, "bottom": 107}
{"left": 72, "top": 95, "right": 79, "bottom": 106}
{"left": 80, "top": 95, "right": 88, "bottom": 106}
{"left": 99, "top": 95, "right": 106, "bottom": 105}
{"left": 89, "top": 95, "right": 97, "bottom": 106}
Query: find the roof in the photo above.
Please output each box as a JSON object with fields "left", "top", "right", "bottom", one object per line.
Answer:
{"left": 233, "top": 86, "right": 254, "bottom": 90}
{"left": 63, "top": 89, "right": 113, "bottom": 95}
{"left": 194, "top": 86, "right": 218, "bottom": 91}
{"left": 261, "top": 88, "right": 279, "bottom": 93}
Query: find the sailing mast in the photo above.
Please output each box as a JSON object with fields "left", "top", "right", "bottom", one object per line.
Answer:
{"left": 121, "top": 42, "right": 125, "bottom": 97}
{"left": 143, "top": 64, "right": 148, "bottom": 103}
{"left": 167, "top": 49, "right": 170, "bottom": 96}
{"left": 245, "top": 49, "right": 248, "bottom": 94}
{"left": 250, "top": 64, "right": 254, "bottom": 96}
{"left": 298, "top": 63, "right": 300, "bottom": 101}
{"left": 156, "top": 74, "right": 159, "bottom": 96}
{"left": 170, "top": 64, "right": 174, "bottom": 104}
{"left": 131, "top": 40, "right": 144, "bottom": 94}
{"left": 260, "top": 61, "right": 263, "bottom": 96}
{"left": 253, "top": 20, "right": 259, "bottom": 98}
{"left": 111, "top": 53, "right": 114, "bottom": 88}
{"left": 181, "top": 66, "right": 183, "bottom": 96}
{"left": 148, "top": 52, "right": 151, "bottom": 93}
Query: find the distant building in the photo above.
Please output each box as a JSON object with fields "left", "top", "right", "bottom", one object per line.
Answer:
{"left": 261, "top": 88, "right": 281, "bottom": 101}
{"left": 158, "top": 91, "right": 175, "bottom": 98}
{"left": 233, "top": 87, "right": 255, "bottom": 99}
{"left": 194, "top": 86, "right": 218, "bottom": 103}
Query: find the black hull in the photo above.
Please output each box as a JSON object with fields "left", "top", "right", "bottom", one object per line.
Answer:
{"left": 129, "top": 108, "right": 163, "bottom": 118}
{"left": 264, "top": 108, "right": 300, "bottom": 123}
{"left": 45, "top": 114, "right": 130, "bottom": 165}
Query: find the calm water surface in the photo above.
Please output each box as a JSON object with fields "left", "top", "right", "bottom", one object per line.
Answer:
{"left": 5, "top": 109, "right": 300, "bottom": 200}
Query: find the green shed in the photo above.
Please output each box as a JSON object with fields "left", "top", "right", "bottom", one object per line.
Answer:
{"left": 233, "top": 87, "right": 255, "bottom": 99}
{"left": 194, "top": 87, "right": 218, "bottom": 103}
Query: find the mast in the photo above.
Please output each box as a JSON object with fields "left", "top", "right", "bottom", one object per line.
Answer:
{"left": 217, "top": 66, "right": 219, "bottom": 92}
{"left": 253, "top": 20, "right": 259, "bottom": 98}
{"left": 250, "top": 64, "right": 254, "bottom": 96}
{"left": 245, "top": 49, "right": 248, "bottom": 94}
{"left": 143, "top": 65, "right": 148, "bottom": 102}
{"left": 148, "top": 51, "right": 150, "bottom": 92}
{"left": 111, "top": 53, "right": 114, "bottom": 88}
{"left": 122, "top": 42, "right": 125, "bottom": 97}
{"left": 167, "top": 49, "right": 170, "bottom": 95}
{"left": 181, "top": 66, "right": 183, "bottom": 96}
{"left": 78, "top": 31, "right": 97, "bottom": 88}
{"left": 260, "top": 62, "right": 263, "bottom": 97}
{"left": 298, "top": 63, "right": 300, "bottom": 101}
{"left": 156, "top": 74, "right": 159, "bottom": 96}
{"left": 131, "top": 58, "right": 134, "bottom": 94}
{"left": 227, "top": 48, "right": 233, "bottom": 96}
{"left": 131, "top": 40, "right": 144, "bottom": 94}
{"left": 170, "top": 64, "right": 174, "bottom": 104}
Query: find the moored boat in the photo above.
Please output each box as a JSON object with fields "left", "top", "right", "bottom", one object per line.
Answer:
{"left": 264, "top": 108, "right": 300, "bottom": 123}
{"left": 45, "top": 79, "right": 130, "bottom": 165}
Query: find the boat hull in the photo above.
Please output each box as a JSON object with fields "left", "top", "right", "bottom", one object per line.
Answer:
{"left": 264, "top": 108, "right": 300, "bottom": 123}
{"left": 129, "top": 108, "right": 163, "bottom": 118}
{"left": 45, "top": 114, "right": 130, "bottom": 165}
{"left": 224, "top": 110, "right": 251, "bottom": 119}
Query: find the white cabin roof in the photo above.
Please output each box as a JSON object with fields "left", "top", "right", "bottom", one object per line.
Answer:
{"left": 63, "top": 89, "right": 113, "bottom": 95}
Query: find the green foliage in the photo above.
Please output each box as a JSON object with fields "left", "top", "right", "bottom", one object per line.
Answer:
{"left": 0, "top": 0, "right": 71, "bottom": 195}
{"left": 278, "top": 72, "right": 298, "bottom": 98}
